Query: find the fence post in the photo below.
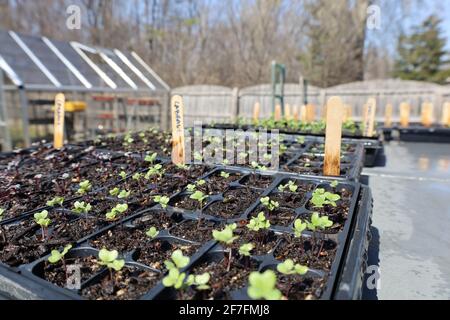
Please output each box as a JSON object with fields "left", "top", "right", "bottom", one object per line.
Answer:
{"left": 231, "top": 87, "right": 239, "bottom": 122}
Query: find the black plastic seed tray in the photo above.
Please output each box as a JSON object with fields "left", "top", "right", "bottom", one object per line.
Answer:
{"left": 0, "top": 161, "right": 371, "bottom": 300}
{"left": 191, "top": 129, "right": 365, "bottom": 180}
{"left": 397, "top": 125, "right": 450, "bottom": 143}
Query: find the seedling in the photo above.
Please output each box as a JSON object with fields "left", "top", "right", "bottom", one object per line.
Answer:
{"left": 293, "top": 219, "right": 307, "bottom": 237}
{"left": 163, "top": 268, "right": 187, "bottom": 289}
{"left": 98, "top": 248, "right": 125, "bottom": 282}
{"left": 105, "top": 203, "right": 128, "bottom": 221}
{"left": 247, "top": 212, "right": 270, "bottom": 231}
{"left": 307, "top": 212, "right": 333, "bottom": 231}
{"left": 185, "top": 272, "right": 210, "bottom": 290}
{"left": 247, "top": 270, "right": 281, "bottom": 300}
{"left": 176, "top": 163, "right": 188, "bottom": 170}
{"left": 260, "top": 197, "right": 279, "bottom": 211}
{"left": 72, "top": 201, "right": 92, "bottom": 217}
{"left": 77, "top": 180, "right": 92, "bottom": 195}
{"left": 132, "top": 172, "right": 143, "bottom": 181}
{"left": 296, "top": 136, "right": 305, "bottom": 144}
{"left": 145, "top": 164, "right": 164, "bottom": 180}
{"left": 119, "top": 171, "right": 127, "bottom": 180}
{"left": 212, "top": 224, "right": 238, "bottom": 271}
{"left": 239, "top": 243, "right": 254, "bottom": 257}
{"left": 186, "top": 184, "right": 197, "bottom": 192}
{"left": 196, "top": 179, "right": 206, "bottom": 186}
{"left": 276, "top": 259, "right": 308, "bottom": 275}
{"left": 34, "top": 210, "right": 51, "bottom": 241}
{"left": 109, "top": 187, "right": 120, "bottom": 197}
{"left": 277, "top": 180, "right": 298, "bottom": 192}
{"left": 194, "top": 152, "right": 203, "bottom": 162}
{"left": 154, "top": 195, "right": 169, "bottom": 209}
{"left": 118, "top": 190, "right": 131, "bottom": 199}
{"left": 48, "top": 244, "right": 72, "bottom": 264}
{"left": 144, "top": 152, "right": 157, "bottom": 164}
{"left": 330, "top": 180, "right": 339, "bottom": 188}
{"left": 46, "top": 196, "right": 64, "bottom": 207}
{"left": 164, "top": 249, "right": 190, "bottom": 270}
{"left": 145, "top": 226, "right": 159, "bottom": 239}
{"left": 190, "top": 191, "right": 207, "bottom": 210}
{"left": 310, "top": 188, "right": 340, "bottom": 207}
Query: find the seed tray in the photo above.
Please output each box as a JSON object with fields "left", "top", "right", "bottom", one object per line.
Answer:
{"left": 396, "top": 125, "right": 450, "bottom": 143}
{"left": 189, "top": 129, "right": 365, "bottom": 180}
{"left": 0, "top": 161, "right": 370, "bottom": 300}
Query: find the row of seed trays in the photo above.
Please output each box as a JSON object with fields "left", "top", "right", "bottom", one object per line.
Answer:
{"left": 204, "top": 119, "right": 383, "bottom": 167}
{"left": 0, "top": 128, "right": 372, "bottom": 300}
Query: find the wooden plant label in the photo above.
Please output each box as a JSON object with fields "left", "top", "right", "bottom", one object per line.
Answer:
{"left": 442, "top": 102, "right": 450, "bottom": 126}
{"left": 343, "top": 104, "right": 352, "bottom": 122}
{"left": 400, "top": 102, "right": 410, "bottom": 127}
{"left": 53, "top": 93, "right": 65, "bottom": 149}
{"left": 384, "top": 103, "right": 393, "bottom": 127}
{"left": 323, "top": 96, "right": 344, "bottom": 176}
{"left": 293, "top": 105, "right": 299, "bottom": 121}
{"left": 284, "top": 103, "right": 291, "bottom": 120}
{"left": 421, "top": 102, "right": 433, "bottom": 127}
{"left": 274, "top": 104, "right": 282, "bottom": 121}
{"left": 171, "top": 95, "right": 186, "bottom": 165}
{"left": 253, "top": 102, "right": 260, "bottom": 122}
{"left": 300, "top": 105, "right": 307, "bottom": 122}
{"left": 306, "top": 104, "right": 315, "bottom": 123}
{"left": 363, "top": 98, "right": 376, "bottom": 137}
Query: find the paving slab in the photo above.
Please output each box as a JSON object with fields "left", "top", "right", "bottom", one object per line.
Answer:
{"left": 362, "top": 141, "right": 450, "bottom": 300}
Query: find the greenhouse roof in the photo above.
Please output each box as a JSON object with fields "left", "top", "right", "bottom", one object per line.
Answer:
{"left": 0, "top": 29, "right": 169, "bottom": 92}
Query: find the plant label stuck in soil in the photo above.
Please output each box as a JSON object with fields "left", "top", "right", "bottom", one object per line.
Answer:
{"left": 384, "top": 103, "right": 393, "bottom": 127}
{"left": 363, "top": 98, "right": 376, "bottom": 137}
{"left": 53, "top": 93, "right": 65, "bottom": 149}
{"left": 400, "top": 102, "right": 410, "bottom": 127}
{"left": 324, "top": 96, "right": 344, "bottom": 176}
{"left": 421, "top": 102, "right": 434, "bottom": 127}
{"left": 253, "top": 102, "right": 260, "bottom": 122}
{"left": 171, "top": 95, "right": 186, "bottom": 165}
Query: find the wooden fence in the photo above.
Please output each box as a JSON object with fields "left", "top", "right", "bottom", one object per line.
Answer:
{"left": 171, "top": 79, "right": 450, "bottom": 125}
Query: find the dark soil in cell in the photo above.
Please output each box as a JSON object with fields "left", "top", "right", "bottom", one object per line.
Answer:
{"left": 131, "top": 211, "right": 178, "bottom": 231}
{"left": 81, "top": 266, "right": 161, "bottom": 300}
{"left": 169, "top": 219, "right": 221, "bottom": 243}
{"left": 274, "top": 235, "right": 337, "bottom": 270}
{"left": 269, "top": 192, "right": 307, "bottom": 209}
{"left": 277, "top": 274, "right": 326, "bottom": 300}
{"left": 239, "top": 174, "right": 273, "bottom": 189}
{"left": 164, "top": 164, "right": 210, "bottom": 181}
{"left": 171, "top": 194, "right": 209, "bottom": 211}
{"left": 204, "top": 188, "right": 260, "bottom": 219}
{"left": 231, "top": 227, "right": 279, "bottom": 256}
{"left": 89, "top": 227, "right": 150, "bottom": 253}
{"left": 134, "top": 240, "right": 200, "bottom": 270}
{"left": 40, "top": 255, "right": 102, "bottom": 288}
{"left": 203, "top": 171, "right": 242, "bottom": 193}
{"left": 50, "top": 217, "right": 103, "bottom": 243}
{"left": 179, "top": 258, "right": 259, "bottom": 300}
{"left": 251, "top": 207, "right": 297, "bottom": 227}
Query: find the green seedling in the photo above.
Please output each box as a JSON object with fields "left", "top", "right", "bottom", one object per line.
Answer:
{"left": 190, "top": 191, "right": 207, "bottom": 209}
{"left": 307, "top": 212, "right": 333, "bottom": 231}
{"left": 247, "top": 270, "right": 282, "bottom": 300}
{"left": 77, "top": 180, "right": 92, "bottom": 195}
{"left": 48, "top": 244, "right": 72, "bottom": 264}
{"left": 213, "top": 224, "right": 238, "bottom": 271}
{"left": 164, "top": 249, "right": 190, "bottom": 270}
{"left": 118, "top": 190, "right": 131, "bottom": 199}
{"left": 186, "top": 184, "right": 196, "bottom": 192}
{"left": 119, "top": 171, "right": 127, "bottom": 180}
{"left": 222, "top": 159, "right": 230, "bottom": 165}
{"left": 98, "top": 248, "right": 125, "bottom": 283}
{"left": 296, "top": 136, "right": 305, "bottom": 144}
{"left": 176, "top": 163, "right": 188, "bottom": 170}
{"left": 330, "top": 180, "right": 339, "bottom": 188}
{"left": 194, "top": 152, "right": 203, "bottom": 162}
{"left": 145, "top": 164, "right": 164, "bottom": 180}
{"left": 46, "top": 196, "right": 64, "bottom": 207}
{"left": 72, "top": 201, "right": 92, "bottom": 216}
{"left": 144, "top": 152, "right": 157, "bottom": 164}
{"left": 277, "top": 180, "right": 298, "bottom": 192}
{"left": 132, "top": 172, "right": 143, "bottom": 181}
{"left": 196, "top": 179, "right": 206, "bottom": 186}
{"left": 34, "top": 210, "right": 51, "bottom": 241}
{"left": 220, "top": 171, "right": 230, "bottom": 179}
{"left": 247, "top": 212, "right": 270, "bottom": 231}
{"left": 310, "top": 188, "right": 340, "bottom": 207}
{"left": 145, "top": 226, "right": 159, "bottom": 239}
{"left": 293, "top": 219, "right": 307, "bottom": 237}
{"left": 185, "top": 272, "right": 210, "bottom": 290}
{"left": 109, "top": 187, "right": 120, "bottom": 197}
{"left": 154, "top": 195, "right": 169, "bottom": 209}
{"left": 276, "top": 259, "right": 308, "bottom": 275}
{"left": 239, "top": 243, "right": 254, "bottom": 256}
{"left": 260, "top": 197, "right": 279, "bottom": 211}
{"left": 105, "top": 203, "right": 128, "bottom": 221}
{"left": 163, "top": 268, "right": 186, "bottom": 289}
